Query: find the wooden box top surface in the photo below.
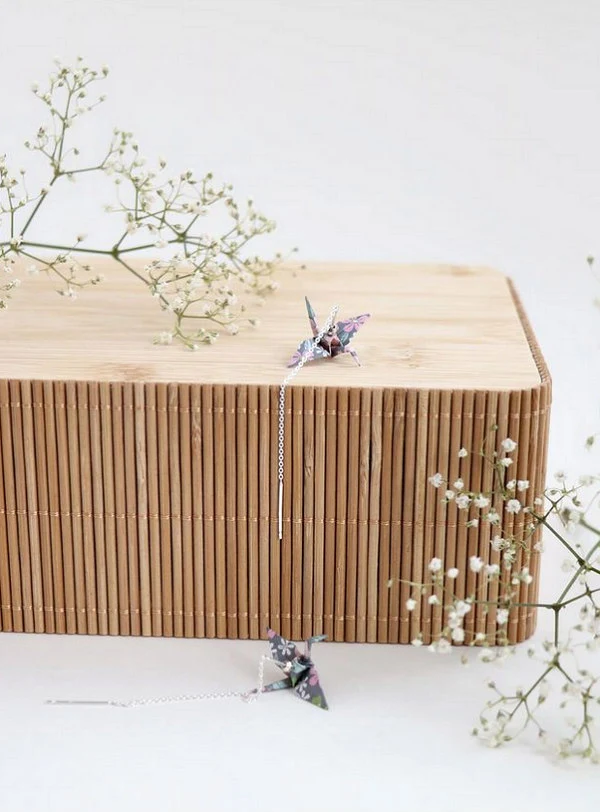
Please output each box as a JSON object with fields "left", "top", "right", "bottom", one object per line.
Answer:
{"left": 0, "top": 260, "right": 546, "bottom": 390}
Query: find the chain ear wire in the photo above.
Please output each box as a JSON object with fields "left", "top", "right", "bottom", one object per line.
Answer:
{"left": 277, "top": 304, "right": 339, "bottom": 540}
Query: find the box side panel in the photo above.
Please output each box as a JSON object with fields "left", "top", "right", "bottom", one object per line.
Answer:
{"left": 0, "top": 372, "right": 550, "bottom": 644}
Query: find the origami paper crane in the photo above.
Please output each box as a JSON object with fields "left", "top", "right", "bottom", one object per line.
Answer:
{"left": 259, "top": 628, "right": 329, "bottom": 710}
{"left": 287, "top": 296, "right": 370, "bottom": 367}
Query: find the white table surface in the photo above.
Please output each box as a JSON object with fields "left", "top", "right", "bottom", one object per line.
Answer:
{"left": 1, "top": 1, "right": 600, "bottom": 809}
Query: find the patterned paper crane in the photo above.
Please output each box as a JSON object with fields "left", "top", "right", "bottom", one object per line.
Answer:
{"left": 287, "top": 297, "right": 370, "bottom": 367}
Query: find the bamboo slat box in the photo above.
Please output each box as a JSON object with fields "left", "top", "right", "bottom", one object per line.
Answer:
{"left": 0, "top": 261, "right": 550, "bottom": 644}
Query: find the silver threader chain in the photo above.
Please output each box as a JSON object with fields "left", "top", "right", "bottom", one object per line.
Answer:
{"left": 46, "top": 656, "right": 272, "bottom": 708}
{"left": 47, "top": 303, "right": 340, "bottom": 710}
{"left": 278, "top": 304, "right": 339, "bottom": 540}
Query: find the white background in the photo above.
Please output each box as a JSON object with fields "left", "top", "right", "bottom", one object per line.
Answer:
{"left": 1, "top": 1, "right": 600, "bottom": 810}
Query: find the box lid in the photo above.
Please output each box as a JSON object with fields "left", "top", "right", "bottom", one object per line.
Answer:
{"left": 0, "top": 261, "right": 546, "bottom": 389}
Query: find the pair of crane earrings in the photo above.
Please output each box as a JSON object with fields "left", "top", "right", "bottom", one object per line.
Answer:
{"left": 287, "top": 297, "right": 370, "bottom": 368}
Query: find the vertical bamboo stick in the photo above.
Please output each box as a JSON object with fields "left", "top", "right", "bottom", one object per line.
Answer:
{"left": 224, "top": 385, "right": 238, "bottom": 639}
{"left": 236, "top": 385, "right": 249, "bottom": 639}
{"left": 367, "top": 389, "right": 383, "bottom": 643}
{"left": 515, "top": 387, "right": 532, "bottom": 641}
{"left": 0, "top": 380, "right": 22, "bottom": 632}
{"left": 31, "top": 380, "right": 54, "bottom": 633}
{"left": 76, "top": 381, "right": 97, "bottom": 634}
{"left": 388, "top": 389, "right": 406, "bottom": 644}
{"left": 523, "top": 384, "right": 540, "bottom": 637}
{"left": 454, "top": 390, "right": 474, "bottom": 638}
{"left": 399, "top": 390, "right": 417, "bottom": 644}
{"left": 302, "top": 385, "right": 316, "bottom": 641}
{"left": 506, "top": 390, "right": 522, "bottom": 644}
{"left": 334, "top": 387, "right": 349, "bottom": 642}
{"left": 312, "top": 387, "right": 326, "bottom": 636}
{"left": 213, "top": 384, "right": 227, "bottom": 638}
{"left": 344, "top": 387, "right": 360, "bottom": 643}
{"left": 99, "top": 381, "right": 119, "bottom": 635}
{"left": 190, "top": 384, "right": 205, "bottom": 638}
{"left": 420, "top": 389, "right": 439, "bottom": 645}
{"left": 291, "top": 385, "right": 304, "bottom": 641}
{"left": 279, "top": 385, "right": 293, "bottom": 640}
{"left": 269, "top": 385, "right": 281, "bottom": 634}
{"left": 202, "top": 385, "right": 216, "bottom": 638}
{"left": 88, "top": 382, "right": 108, "bottom": 635}
{"left": 111, "top": 383, "right": 130, "bottom": 636}
{"left": 0, "top": 398, "right": 12, "bottom": 631}
{"left": 410, "top": 390, "right": 429, "bottom": 644}
{"left": 168, "top": 383, "right": 184, "bottom": 638}
{"left": 356, "top": 388, "right": 371, "bottom": 643}
{"left": 463, "top": 391, "right": 485, "bottom": 642}
{"left": 324, "top": 387, "right": 338, "bottom": 641}
{"left": 476, "top": 391, "right": 497, "bottom": 641}
{"left": 156, "top": 383, "right": 173, "bottom": 637}
{"left": 58, "top": 381, "right": 79, "bottom": 634}
{"left": 13, "top": 381, "right": 40, "bottom": 632}
{"left": 134, "top": 382, "right": 151, "bottom": 637}
{"left": 431, "top": 389, "right": 450, "bottom": 641}
{"left": 487, "top": 391, "right": 510, "bottom": 640}
{"left": 179, "top": 384, "right": 195, "bottom": 638}
{"left": 528, "top": 381, "right": 550, "bottom": 638}
{"left": 144, "top": 383, "right": 161, "bottom": 636}
{"left": 376, "top": 388, "right": 393, "bottom": 643}
{"left": 258, "top": 385, "right": 270, "bottom": 633}
{"left": 247, "top": 385, "right": 260, "bottom": 639}
{"left": 123, "top": 383, "right": 140, "bottom": 636}
{"left": 444, "top": 390, "right": 462, "bottom": 602}
{"left": 65, "top": 381, "right": 86, "bottom": 634}
{"left": 52, "top": 382, "right": 74, "bottom": 635}
{"left": 525, "top": 384, "right": 542, "bottom": 638}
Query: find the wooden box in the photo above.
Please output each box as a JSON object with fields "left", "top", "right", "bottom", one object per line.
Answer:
{"left": 0, "top": 262, "right": 550, "bottom": 643}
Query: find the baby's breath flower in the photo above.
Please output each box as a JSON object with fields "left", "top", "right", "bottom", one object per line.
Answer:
{"left": 446, "top": 567, "right": 459, "bottom": 579}
{"left": 429, "top": 638, "right": 451, "bottom": 655}
{"left": 444, "top": 489, "right": 455, "bottom": 501}
{"left": 0, "top": 58, "right": 284, "bottom": 339}
{"left": 485, "top": 510, "right": 500, "bottom": 525}
{"left": 469, "top": 556, "right": 484, "bottom": 574}
{"left": 517, "top": 480, "right": 530, "bottom": 492}
{"left": 428, "top": 557, "right": 443, "bottom": 573}
{"left": 496, "top": 608, "right": 509, "bottom": 625}
{"left": 520, "top": 567, "right": 533, "bottom": 585}
{"left": 405, "top": 598, "right": 417, "bottom": 611}
{"left": 473, "top": 494, "right": 490, "bottom": 509}
{"left": 428, "top": 473, "right": 444, "bottom": 488}
{"left": 505, "top": 499, "right": 522, "bottom": 515}
{"left": 455, "top": 494, "right": 471, "bottom": 510}
{"left": 501, "top": 438, "right": 517, "bottom": 452}
{"left": 456, "top": 600, "right": 471, "bottom": 617}
{"left": 500, "top": 457, "right": 513, "bottom": 468}
{"left": 458, "top": 447, "right": 468, "bottom": 458}
{"left": 453, "top": 478, "right": 464, "bottom": 490}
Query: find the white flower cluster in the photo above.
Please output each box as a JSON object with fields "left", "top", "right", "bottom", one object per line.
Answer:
{"left": 0, "top": 58, "right": 286, "bottom": 344}
{"left": 426, "top": 453, "right": 600, "bottom": 761}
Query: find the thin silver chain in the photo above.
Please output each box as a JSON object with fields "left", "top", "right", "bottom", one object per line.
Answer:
{"left": 278, "top": 304, "right": 339, "bottom": 540}
{"left": 46, "top": 656, "right": 272, "bottom": 708}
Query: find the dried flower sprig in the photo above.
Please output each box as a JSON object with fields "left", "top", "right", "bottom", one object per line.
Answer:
{"left": 0, "top": 57, "right": 292, "bottom": 347}
{"left": 389, "top": 436, "right": 600, "bottom": 761}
